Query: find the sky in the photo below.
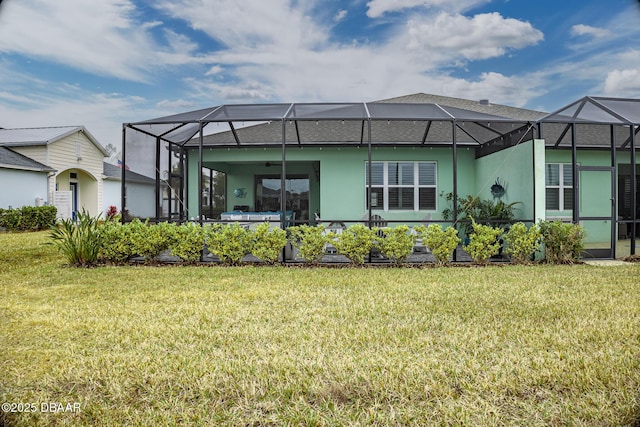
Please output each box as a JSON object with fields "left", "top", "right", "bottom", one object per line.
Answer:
{"left": 1, "top": 0, "right": 640, "bottom": 150}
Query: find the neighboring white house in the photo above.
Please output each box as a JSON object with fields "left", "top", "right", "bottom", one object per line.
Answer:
{"left": 0, "top": 146, "right": 56, "bottom": 209}
{"left": 0, "top": 126, "right": 108, "bottom": 219}
{"left": 102, "top": 161, "right": 156, "bottom": 218}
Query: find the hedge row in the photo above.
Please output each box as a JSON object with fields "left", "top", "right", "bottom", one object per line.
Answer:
{"left": 49, "top": 211, "right": 585, "bottom": 267}
{"left": 0, "top": 206, "right": 57, "bottom": 231}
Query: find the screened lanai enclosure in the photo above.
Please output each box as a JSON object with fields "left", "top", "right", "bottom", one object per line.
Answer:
{"left": 122, "top": 97, "right": 639, "bottom": 260}
{"left": 538, "top": 97, "right": 639, "bottom": 258}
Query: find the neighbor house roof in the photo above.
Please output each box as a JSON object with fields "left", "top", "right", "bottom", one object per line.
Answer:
{"left": 0, "top": 126, "right": 109, "bottom": 156}
{"left": 103, "top": 162, "right": 155, "bottom": 184}
{"left": 0, "top": 146, "right": 56, "bottom": 172}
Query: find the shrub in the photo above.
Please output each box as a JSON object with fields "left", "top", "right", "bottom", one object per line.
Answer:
{"left": 538, "top": 220, "right": 585, "bottom": 264}
{"left": 38, "top": 206, "right": 57, "bottom": 229}
{"left": 504, "top": 222, "right": 541, "bottom": 264}
{"left": 127, "top": 219, "right": 176, "bottom": 262}
{"left": 20, "top": 206, "right": 42, "bottom": 231}
{"left": 0, "top": 208, "right": 22, "bottom": 231}
{"left": 49, "top": 209, "right": 101, "bottom": 266}
{"left": 464, "top": 219, "right": 503, "bottom": 264}
{"left": 98, "top": 221, "right": 136, "bottom": 263}
{"left": 377, "top": 225, "right": 416, "bottom": 264}
{"left": 169, "top": 223, "right": 206, "bottom": 263}
{"left": 207, "top": 223, "right": 253, "bottom": 265}
{"left": 21, "top": 205, "right": 57, "bottom": 231}
{"left": 0, "top": 206, "right": 57, "bottom": 231}
{"left": 417, "top": 224, "right": 461, "bottom": 265}
{"left": 330, "top": 223, "right": 377, "bottom": 265}
{"left": 252, "top": 222, "right": 287, "bottom": 264}
{"left": 288, "top": 224, "right": 327, "bottom": 264}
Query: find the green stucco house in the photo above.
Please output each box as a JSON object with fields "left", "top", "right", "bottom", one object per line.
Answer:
{"left": 122, "top": 93, "right": 639, "bottom": 259}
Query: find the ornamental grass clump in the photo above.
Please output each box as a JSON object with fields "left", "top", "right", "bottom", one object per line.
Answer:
{"left": 288, "top": 224, "right": 327, "bottom": 264}
{"left": 207, "top": 223, "right": 254, "bottom": 265}
{"left": 377, "top": 225, "right": 416, "bottom": 264}
{"left": 417, "top": 224, "right": 461, "bottom": 265}
{"left": 330, "top": 223, "right": 377, "bottom": 265}
{"left": 464, "top": 218, "right": 503, "bottom": 264}
{"left": 503, "top": 222, "right": 541, "bottom": 264}
{"left": 48, "top": 209, "right": 101, "bottom": 266}
{"left": 251, "top": 222, "right": 287, "bottom": 264}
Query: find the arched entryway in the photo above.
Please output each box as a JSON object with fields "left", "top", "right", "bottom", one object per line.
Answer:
{"left": 53, "top": 168, "right": 99, "bottom": 219}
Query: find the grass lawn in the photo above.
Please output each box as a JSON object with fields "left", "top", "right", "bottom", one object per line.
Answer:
{"left": 1, "top": 232, "right": 639, "bottom": 426}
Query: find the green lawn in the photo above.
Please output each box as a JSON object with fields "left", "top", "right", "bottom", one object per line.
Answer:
{"left": 1, "top": 232, "right": 639, "bottom": 426}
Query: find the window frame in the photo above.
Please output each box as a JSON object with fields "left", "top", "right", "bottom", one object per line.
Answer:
{"left": 545, "top": 163, "right": 574, "bottom": 211}
{"left": 365, "top": 161, "right": 437, "bottom": 212}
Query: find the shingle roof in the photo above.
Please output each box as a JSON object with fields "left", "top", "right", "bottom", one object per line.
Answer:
{"left": 378, "top": 93, "right": 547, "bottom": 121}
{"left": 0, "top": 126, "right": 109, "bottom": 155}
{"left": 185, "top": 93, "right": 538, "bottom": 147}
{"left": 103, "top": 162, "right": 155, "bottom": 184}
{"left": 0, "top": 146, "right": 55, "bottom": 172}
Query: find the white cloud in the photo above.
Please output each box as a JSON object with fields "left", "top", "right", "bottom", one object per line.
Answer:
{"left": 425, "top": 72, "right": 544, "bottom": 107}
{"left": 404, "top": 12, "right": 543, "bottom": 60}
{"left": 334, "top": 9, "right": 348, "bottom": 22}
{"left": 205, "top": 65, "right": 224, "bottom": 76}
{"left": 156, "top": 99, "right": 196, "bottom": 109}
{"left": 366, "top": 0, "right": 490, "bottom": 18}
{"left": 571, "top": 24, "right": 610, "bottom": 38}
{"left": 0, "top": 61, "right": 163, "bottom": 146}
{"left": 154, "top": 0, "right": 327, "bottom": 51}
{"left": 0, "top": 0, "right": 200, "bottom": 81}
{"left": 604, "top": 69, "right": 640, "bottom": 95}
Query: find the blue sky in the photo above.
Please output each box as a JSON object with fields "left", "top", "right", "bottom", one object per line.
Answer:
{"left": 1, "top": 0, "right": 639, "bottom": 149}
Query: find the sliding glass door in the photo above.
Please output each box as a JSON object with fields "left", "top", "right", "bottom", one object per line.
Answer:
{"left": 255, "top": 175, "right": 310, "bottom": 221}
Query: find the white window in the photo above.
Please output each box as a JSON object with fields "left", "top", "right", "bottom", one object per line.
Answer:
{"left": 545, "top": 163, "right": 573, "bottom": 210}
{"left": 365, "top": 161, "right": 437, "bottom": 211}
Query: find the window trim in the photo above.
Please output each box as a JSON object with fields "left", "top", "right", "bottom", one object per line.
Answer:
{"left": 365, "top": 161, "right": 437, "bottom": 211}
{"left": 545, "top": 163, "right": 574, "bottom": 211}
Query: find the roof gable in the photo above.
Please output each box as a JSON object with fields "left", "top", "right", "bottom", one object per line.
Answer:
{"left": 0, "top": 126, "right": 109, "bottom": 156}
